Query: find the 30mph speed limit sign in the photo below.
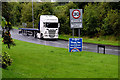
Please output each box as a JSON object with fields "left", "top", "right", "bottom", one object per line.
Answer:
{"left": 70, "top": 9, "right": 82, "bottom": 28}
{"left": 72, "top": 9, "right": 81, "bottom": 19}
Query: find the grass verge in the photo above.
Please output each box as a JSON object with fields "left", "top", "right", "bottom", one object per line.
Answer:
{"left": 2, "top": 39, "right": 118, "bottom": 78}
{"left": 12, "top": 26, "right": 19, "bottom": 29}
{"left": 59, "top": 34, "right": 119, "bottom": 46}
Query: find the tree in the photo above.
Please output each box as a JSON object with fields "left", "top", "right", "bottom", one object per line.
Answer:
{"left": 1, "top": 17, "right": 6, "bottom": 29}
{"left": 2, "top": 21, "right": 15, "bottom": 49}
{"left": 2, "top": 17, "right": 15, "bottom": 49}
{"left": 1, "top": 17, "right": 14, "bottom": 69}
{"left": 34, "top": 2, "right": 54, "bottom": 28}
{"left": 20, "top": 2, "right": 54, "bottom": 28}
{"left": 9, "top": 2, "right": 22, "bottom": 26}
{"left": 83, "top": 3, "right": 109, "bottom": 37}
{"left": 102, "top": 9, "right": 120, "bottom": 36}
{"left": 2, "top": 2, "right": 11, "bottom": 22}
{"left": 54, "top": 2, "right": 77, "bottom": 34}
{"left": 108, "top": 2, "right": 120, "bottom": 10}
{"left": 20, "top": 2, "right": 32, "bottom": 27}
{"left": 1, "top": 17, "right": 6, "bottom": 37}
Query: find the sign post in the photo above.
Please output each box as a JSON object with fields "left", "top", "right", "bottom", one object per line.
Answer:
{"left": 78, "top": 28, "right": 80, "bottom": 38}
{"left": 72, "top": 28, "right": 74, "bottom": 38}
{"left": 69, "top": 9, "right": 83, "bottom": 52}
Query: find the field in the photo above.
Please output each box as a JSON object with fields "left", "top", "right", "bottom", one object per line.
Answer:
{"left": 2, "top": 39, "right": 118, "bottom": 78}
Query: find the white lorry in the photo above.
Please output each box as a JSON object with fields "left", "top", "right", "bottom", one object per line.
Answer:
{"left": 19, "top": 15, "right": 60, "bottom": 39}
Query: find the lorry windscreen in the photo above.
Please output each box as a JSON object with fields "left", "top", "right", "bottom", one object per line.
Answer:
{"left": 46, "top": 23, "right": 58, "bottom": 28}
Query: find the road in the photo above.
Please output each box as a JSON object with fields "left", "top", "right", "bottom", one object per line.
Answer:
{"left": 10, "top": 29, "right": 119, "bottom": 55}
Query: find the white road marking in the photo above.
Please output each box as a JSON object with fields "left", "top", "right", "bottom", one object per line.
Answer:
{"left": 105, "top": 49, "right": 119, "bottom": 51}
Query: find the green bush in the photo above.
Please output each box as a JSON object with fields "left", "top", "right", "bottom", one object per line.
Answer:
{"left": 102, "top": 9, "right": 120, "bottom": 36}
{"left": 2, "top": 52, "right": 13, "bottom": 69}
{"left": 83, "top": 3, "right": 108, "bottom": 37}
{"left": 83, "top": 3, "right": 120, "bottom": 37}
{"left": 2, "top": 31, "right": 15, "bottom": 49}
{"left": 26, "top": 22, "right": 33, "bottom": 28}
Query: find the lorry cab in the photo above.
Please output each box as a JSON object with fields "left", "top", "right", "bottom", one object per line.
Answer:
{"left": 37, "top": 15, "right": 60, "bottom": 39}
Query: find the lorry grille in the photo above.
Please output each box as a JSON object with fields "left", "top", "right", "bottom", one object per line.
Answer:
{"left": 48, "top": 30, "right": 56, "bottom": 38}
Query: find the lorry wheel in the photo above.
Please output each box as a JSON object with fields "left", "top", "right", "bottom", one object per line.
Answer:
{"left": 40, "top": 33, "right": 43, "bottom": 39}
{"left": 22, "top": 30, "right": 24, "bottom": 35}
{"left": 36, "top": 33, "right": 40, "bottom": 39}
{"left": 27, "top": 31, "right": 29, "bottom": 36}
{"left": 35, "top": 33, "right": 37, "bottom": 38}
{"left": 19, "top": 30, "right": 22, "bottom": 34}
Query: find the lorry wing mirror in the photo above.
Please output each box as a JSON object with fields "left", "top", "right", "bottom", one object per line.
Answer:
{"left": 58, "top": 23, "right": 60, "bottom": 28}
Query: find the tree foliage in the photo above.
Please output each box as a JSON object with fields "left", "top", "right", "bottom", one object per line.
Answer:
{"left": 54, "top": 2, "right": 77, "bottom": 34}
{"left": 83, "top": 3, "right": 108, "bottom": 37}
{"left": 102, "top": 9, "right": 120, "bottom": 36}
{"left": 2, "top": 2, "right": 11, "bottom": 22}
{"left": 83, "top": 2, "right": 120, "bottom": 37}
{"left": 2, "top": 2, "right": 120, "bottom": 38}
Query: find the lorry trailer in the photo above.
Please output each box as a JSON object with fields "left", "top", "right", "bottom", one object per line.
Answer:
{"left": 19, "top": 15, "right": 60, "bottom": 39}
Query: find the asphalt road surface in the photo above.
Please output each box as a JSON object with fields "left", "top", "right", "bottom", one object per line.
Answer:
{"left": 10, "top": 29, "right": 119, "bottom": 55}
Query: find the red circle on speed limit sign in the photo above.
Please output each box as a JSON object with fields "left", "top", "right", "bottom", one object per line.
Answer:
{"left": 72, "top": 9, "right": 81, "bottom": 19}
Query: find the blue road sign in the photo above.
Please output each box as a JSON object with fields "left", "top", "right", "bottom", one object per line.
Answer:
{"left": 69, "top": 38, "right": 82, "bottom": 52}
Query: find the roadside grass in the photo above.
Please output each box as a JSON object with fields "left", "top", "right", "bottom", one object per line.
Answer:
{"left": 12, "top": 26, "right": 19, "bottom": 29}
{"left": 59, "top": 34, "right": 119, "bottom": 46}
{"left": 2, "top": 39, "right": 118, "bottom": 78}
{"left": 12, "top": 26, "right": 26, "bottom": 29}
{"left": 12, "top": 26, "right": 38, "bottom": 29}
